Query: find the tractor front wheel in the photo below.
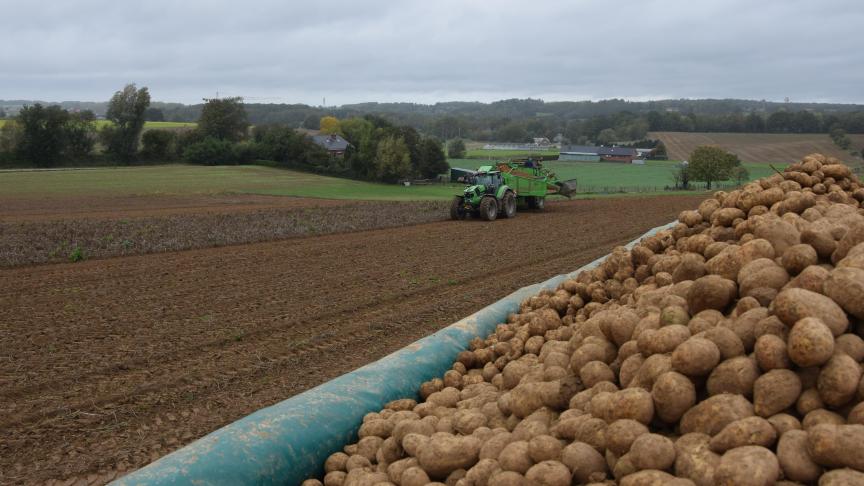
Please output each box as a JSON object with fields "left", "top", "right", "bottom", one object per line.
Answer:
{"left": 450, "top": 196, "right": 467, "bottom": 220}
{"left": 480, "top": 196, "right": 498, "bottom": 221}
{"left": 502, "top": 191, "right": 516, "bottom": 218}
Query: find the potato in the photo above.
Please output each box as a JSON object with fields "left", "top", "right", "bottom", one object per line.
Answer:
{"left": 324, "top": 471, "right": 347, "bottom": 486}
{"left": 806, "top": 423, "right": 864, "bottom": 470}
{"left": 714, "top": 446, "right": 780, "bottom": 486}
{"left": 776, "top": 429, "right": 822, "bottom": 483}
{"left": 803, "top": 409, "right": 846, "bottom": 430}
{"left": 629, "top": 433, "right": 676, "bottom": 471}
{"left": 680, "top": 393, "right": 755, "bottom": 436}
{"left": 709, "top": 416, "right": 777, "bottom": 453}
{"left": 326, "top": 452, "right": 350, "bottom": 473}
{"left": 687, "top": 275, "right": 737, "bottom": 314}
{"left": 737, "top": 258, "right": 789, "bottom": 298}
{"left": 417, "top": 434, "right": 481, "bottom": 479}
{"left": 835, "top": 333, "right": 864, "bottom": 362}
{"left": 486, "top": 470, "right": 526, "bottom": 485}
{"left": 620, "top": 470, "right": 695, "bottom": 486}
{"left": 464, "top": 458, "right": 500, "bottom": 486}
{"left": 527, "top": 435, "right": 563, "bottom": 463}
{"left": 782, "top": 264, "right": 830, "bottom": 293}
{"left": 787, "top": 317, "right": 835, "bottom": 367}
{"left": 823, "top": 267, "right": 864, "bottom": 319}
{"left": 781, "top": 244, "right": 818, "bottom": 275}
{"left": 771, "top": 288, "right": 849, "bottom": 336}
{"left": 817, "top": 353, "right": 862, "bottom": 408}
{"left": 706, "top": 356, "right": 759, "bottom": 397}
{"left": 606, "top": 419, "right": 649, "bottom": 456}
{"left": 580, "top": 361, "right": 615, "bottom": 388}
{"left": 767, "top": 413, "right": 802, "bottom": 436}
{"left": 561, "top": 441, "right": 607, "bottom": 484}
{"left": 400, "top": 467, "right": 430, "bottom": 486}
{"left": 523, "top": 460, "right": 571, "bottom": 486}
{"left": 672, "top": 338, "right": 720, "bottom": 376}
{"left": 497, "top": 440, "right": 533, "bottom": 474}
{"left": 673, "top": 433, "right": 719, "bottom": 486}
{"left": 819, "top": 468, "right": 864, "bottom": 486}
{"left": 608, "top": 388, "right": 655, "bottom": 425}
{"left": 652, "top": 371, "right": 696, "bottom": 424}
{"left": 387, "top": 458, "right": 419, "bottom": 484}
{"left": 702, "top": 326, "right": 745, "bottom": 360}
{"left": 754, "top": 369, "right": 802, "bottom": 417}
{"left": 753, "top": 334, "right": 791, "bottom": 371}
{"left": 302, "top": 480, "right": 323, "bottom": 486}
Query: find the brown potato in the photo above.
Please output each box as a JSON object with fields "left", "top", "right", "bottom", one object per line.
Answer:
{"left": 767, "top": 413, "right": 801, "bottom": 436}
{"left": 561, "top": 441, "right": 607, "bottom": 484}
{"left": 753, "top": 334, "right": 791, "bottom": 371}
{"left": 819, "top": 468, "right": 864, "bottom": 486}
{"left": 672, "top": 338, "right": 721, "bottom": 376}
{"left": 523, "top": 460, "right": 571, "bottom": 486}
{"left": 776, "top": 429, "right": 821, "bottom": 483}
{"left": 714, "top": 446, "right": 780, "bottom": 486}
{"left": 770, "top": 288, "right": 849, "bottom": 336}
{"left": 674, "top": 433, "right": 719, "bottom": 486}
{"left": 709, "top": 416, "right": 777, "bottom": 453}
{"left": 605, "top": 419, "right": 649, "bottom": 457}
{"left": 688, "top": 275, "right": 737, "bottom": 313}
{"left": 706, "top": 356, "right": 760, "bottom": 397}
{"left": 629, "top": 433, "right": 676, "bottom": 471}
{"left": 787, "top": 317, "right": 835, "bottom": 367}
{"left": 817, "top": 353, "right": 862, "bottom": 408}
{"left": 806, "top": 423, "right": 864, "bottom": 470}
{"left": 652, "top": 371, "right": 696, "bottom": 424}
{"left": 823, "top": 267, "right": 864, "bottom": 319}
{"left": 680, "top": 393, "right": 755, "bottom": 436}
{"left": 754, "top": 369, "right": 801, "bottom": 417}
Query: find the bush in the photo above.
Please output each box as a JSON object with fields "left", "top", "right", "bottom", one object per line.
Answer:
{"left": 140, "top": 129, "right": 176, "bottom": 160}
{"left": 448, "top": 139, "right": 466, "bottom": 159}
{"left": 231, "top": 141, "right": 262, "bottom": 164}
{"left": 182, "top": 137, "right": 236, "bottom": 165}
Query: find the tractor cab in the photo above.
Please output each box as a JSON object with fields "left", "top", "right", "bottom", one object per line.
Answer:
{"left": 468, "top": 166, "right": 503, "bottom": 195}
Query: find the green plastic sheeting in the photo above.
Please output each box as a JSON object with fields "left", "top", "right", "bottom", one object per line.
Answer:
{"left": 112, "top": 222, "right": 675, "bottom": 486}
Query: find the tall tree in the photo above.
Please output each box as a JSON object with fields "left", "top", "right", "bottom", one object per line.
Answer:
{"left": 319, "top": 116, "right": 342, "bottom": 135}
{"left": 375, "top": 135, "right": 411, "bottom": 182}
{"left": 448, "top": 139, "right": 466, "bottom": 158}
{"left": 63, "top": 110, "right": 97, "bottom": 159}
{"left": 103, "top": 84, "right": 151, "bottom": 162}
{"left": 198, "top": 97, "right": 249, "bottom": 141}
{"left": 688, "top": 145, "right": 737, "bottom": 189}
{"left": 17, "top": 104, "right": 69, "bottom": 166}
{"left": 416, "top": 138, "right": 448, "bottom": 178}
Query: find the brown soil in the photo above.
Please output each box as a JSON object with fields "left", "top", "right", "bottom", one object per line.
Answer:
{"left": 0, "top": 194, "right": 347, "bottom": 222}
{"left": 0, "top": 195, "right": 703, "bottom": 485}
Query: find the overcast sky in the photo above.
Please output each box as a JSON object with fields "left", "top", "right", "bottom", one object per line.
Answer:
{"left": 2, "top": 0, "right": 863, "bottom": 106}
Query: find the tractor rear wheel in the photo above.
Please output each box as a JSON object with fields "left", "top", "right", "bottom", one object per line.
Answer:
{"left": 480, "top": 196, "right": 498, "bottom": 221}
{"left": 450, "top": 196, "right": 467, "bottom": 220}
{"left": 502, "top": 191, "right": 516, "bottom": 218}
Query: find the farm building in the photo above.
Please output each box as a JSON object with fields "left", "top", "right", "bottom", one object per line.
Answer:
{"left": 311, "top": 134, "right": 350, "bottom": 157}
{"left": 559, "top": 145, "right": 638, "bottom": 163}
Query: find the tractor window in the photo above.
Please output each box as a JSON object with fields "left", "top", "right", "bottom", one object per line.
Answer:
{"left": 474, "top": 175, "right": 494, "bottom": 186}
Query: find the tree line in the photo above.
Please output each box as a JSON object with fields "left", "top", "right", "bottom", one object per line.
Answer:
{"left": 0, "top": 84, "right": 448, "bottom": 184}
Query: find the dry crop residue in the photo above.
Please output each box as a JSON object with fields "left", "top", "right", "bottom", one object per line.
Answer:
{"left": 0, "top": 195, "right": 702, "bottom": 485}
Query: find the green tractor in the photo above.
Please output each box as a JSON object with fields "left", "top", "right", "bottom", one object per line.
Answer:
{"left": 450, "top": 160, "right": 577, "bottom": 221}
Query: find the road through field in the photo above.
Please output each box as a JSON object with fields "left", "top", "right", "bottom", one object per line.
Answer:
{"left": 0, "top": 195, "right": 703, "bottom": 485}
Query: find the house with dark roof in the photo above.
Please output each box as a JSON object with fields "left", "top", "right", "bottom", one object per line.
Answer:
{"left": 311, "top": 134, "right": 350, "bottom": 157}
{"left": 560, "top": 145, "right": 638, "bottom": 163}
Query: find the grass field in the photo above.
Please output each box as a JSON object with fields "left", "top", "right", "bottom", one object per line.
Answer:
{"left": 449, "top": 159, "right": 779, "bottom": 192}
{"left": 0, "top": 165, "right": 460, "bottom": 201}
{"left": 651, "top": 131, "right": 864, "bottom": 164}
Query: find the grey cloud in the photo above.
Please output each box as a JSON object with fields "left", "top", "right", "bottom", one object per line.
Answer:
{"left": 1, "top": 0, "right": 862, "bottom": 105}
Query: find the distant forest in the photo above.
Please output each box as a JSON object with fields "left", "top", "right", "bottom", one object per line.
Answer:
{"left": 3, "top": 98, "right": 864, "bottom": 144}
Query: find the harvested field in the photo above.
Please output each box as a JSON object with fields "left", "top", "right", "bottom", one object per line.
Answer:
{"left": 0, "top": 195, "right": 448, "bottom": 266}
{"left": 0, "top": 195, "right": 702, "bottom": 485}
{"left": 651, "top": 131, "right": 864, "bottom": 164}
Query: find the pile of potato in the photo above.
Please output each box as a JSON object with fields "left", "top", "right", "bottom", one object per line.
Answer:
{"left": 304, "top": 154, "right": 864, "bottom": 486}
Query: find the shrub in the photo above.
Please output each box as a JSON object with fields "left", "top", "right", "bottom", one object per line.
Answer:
{"left": 182, "top": 137, "right": 236, "bottom": 165}
{"left": 140, "top": 129, "right": 176, "bottom": 160}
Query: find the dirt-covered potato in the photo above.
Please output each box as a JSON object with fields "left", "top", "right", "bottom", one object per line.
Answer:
{"left": 787, "top": 317, "right": 835, "bottom": 367}
{"left": 817, "top": 353, "right": 862, "bottom": 408}
{"left": 629, "top": 433, "right": 676, "bottom": 471}
{"left": 680, "top": 393, "right": 755, "bottom": 436}
{"left": 771, "top": 288, "right": 849, "bottom": 336}
{"left": 714, "top": 446, "right": 780, "bottom": 486}
{"left": 523, "top": 460, "right": 571, "bottom": 486}
{"left": 674, "top": 433, "right": 719, "bottom": 486}
{"left": 806, "top": 423, "right": 864, "bottom": 470}
{"left": 651, "top": 371, "right": 696, "bottom": 424}
{"left": 671, "top": 338, "right": 720, "bottom": 377}
{"left": 776, "top": 429, "right": 822, "bottom": 483}
{"left": 823, "top": 267, "right": 864, "bottom": 320}
{"left": 708, "top": 416, "right": 777, "bottom": 452}
{"left": 706, "top": 356, "right": 759, "bottom": 397}
{"left": 561, "top": 441, "right": 607, "bottom": 484}
{"left": 620, "top": 470, "right": 696, "bottom": 486}
{"left": 417, "top": 434, "right": 481, "bottom": 479}
{"left": 754, "top": 369, "right": 802, "bottom": 417}
{"left": 753, "top": 334, "right": 791, "bottom": 371}
{"left": 687, "top": 275, "right": 737, "bottom": 314}
{"left": 819, "top": 468, "right": 864, "bottom": 485}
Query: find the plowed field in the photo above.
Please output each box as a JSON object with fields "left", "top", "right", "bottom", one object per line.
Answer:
{"left": 0, "top": 195, "right": 703, "bottom": 485}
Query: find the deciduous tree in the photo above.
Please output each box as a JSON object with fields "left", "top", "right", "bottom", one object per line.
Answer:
{"left": 319, "top": 116, "right": 342, "bottom": 135}
{"left": 17, "top": 104, "right": 69, "bottom": 166}
{"left": 688, "top": 145, "right": 737, "bottom": 189}
{"left": 103, "top": 84, "right": 151, "bottom": 162}
{"left": 448, "top": 138, "right": 466, "bottom": 158}
{"left": 375, "top": 135, "right": 411, "bottom": 182}
{"left": 198, "top": 97, "right": 249, "bottom": 141}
